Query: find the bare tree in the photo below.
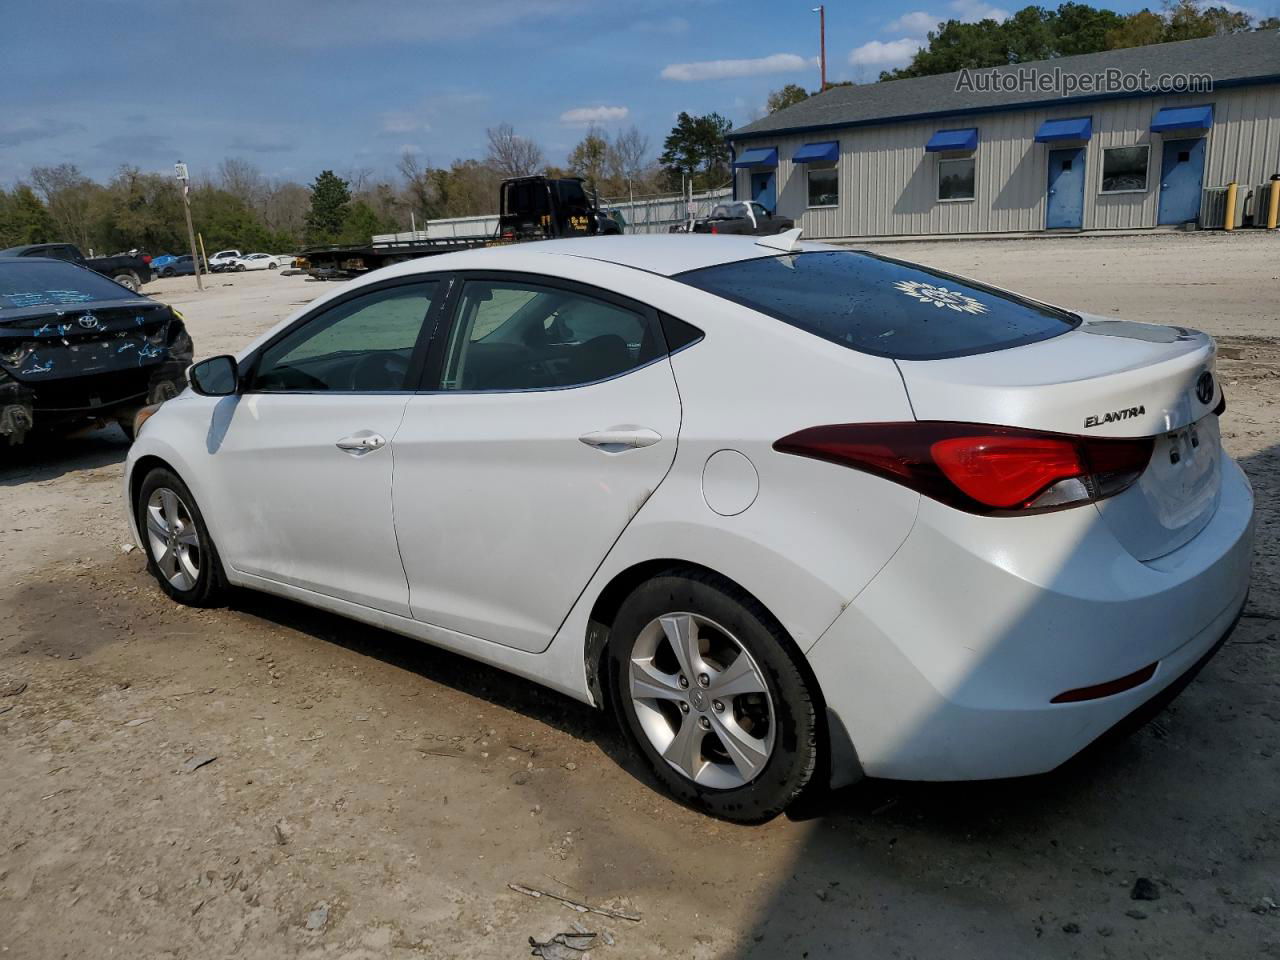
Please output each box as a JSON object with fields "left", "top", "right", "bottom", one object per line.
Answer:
{"left": 398, "top": 151, "right": 439, "bottom": 223}
{"left": 29, "top": 163, "right": 96, "bottom": 248}
{"left": 261, "top": 181, "right": 310, "bottom": 242}
{"left": 485, "top": 123, "right": 545, "bottom": 178}
{"left": 343, "top": 165, "right": 375, "bottom": 195}
{"left": 218, "top": 157, "right": 266, "bottom": 212}
{"left": 606, "top": 125, "right": 651, "bottom": 193}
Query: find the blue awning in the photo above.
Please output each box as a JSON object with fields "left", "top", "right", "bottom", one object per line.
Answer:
{"left": 925, "top": 128, "right": 979, "bottom": 153}
{"left": 792, "top": 141, "right": 839, "bottom": 164}
{"left": 733, "top": 147, "right": 777, "bottom": 168}
{"left": 1035, "top": 116, "right": 1092, "bottom": 142}
{"left": 1151, "top": 105, "right": 1213, "bottom": 132}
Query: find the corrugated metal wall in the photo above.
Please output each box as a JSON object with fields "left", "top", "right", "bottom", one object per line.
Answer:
{"left": 735, "top": 84, "right": 1280, "bottom": 238}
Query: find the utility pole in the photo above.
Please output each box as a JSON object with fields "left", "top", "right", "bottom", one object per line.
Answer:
{"left": 174, "top": 161, "right": 204, "bottom": 291}
{"left": 813, "top": 5, "right": 827, "bottom": 91}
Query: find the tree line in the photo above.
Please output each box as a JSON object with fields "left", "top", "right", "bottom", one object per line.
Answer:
{"left": 0, "top": 121, "right": 717, "bottom": 255}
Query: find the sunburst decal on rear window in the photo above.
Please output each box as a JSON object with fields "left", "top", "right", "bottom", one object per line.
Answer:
{"left": 892, "top": 280, "right": 988, "bottom": 315}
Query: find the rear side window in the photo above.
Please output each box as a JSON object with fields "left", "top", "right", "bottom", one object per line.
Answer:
{"left": 676, "top": 250, "right": 1078, "bottom": 360}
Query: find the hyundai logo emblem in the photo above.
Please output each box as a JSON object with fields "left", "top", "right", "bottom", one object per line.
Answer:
{"left": 1195, "top": 371, "right": 1214, "bottom": 405}
{"left": 78, "top": 313, "right": 99, "bottom": 329}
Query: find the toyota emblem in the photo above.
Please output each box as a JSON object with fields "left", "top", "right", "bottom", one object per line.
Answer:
{"left": 78, "top": 312, "right": 99, "bottom": 329}
{"left": 1195, "top": 371, "right": 1214, "bottom": 405}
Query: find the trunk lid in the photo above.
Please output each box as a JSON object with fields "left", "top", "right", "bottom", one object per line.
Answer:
{"left": 896, "top": 315, "right": 1223, "bottom": 560}
{"left": 0, "top": 302, "right": 175, "bottom": 382}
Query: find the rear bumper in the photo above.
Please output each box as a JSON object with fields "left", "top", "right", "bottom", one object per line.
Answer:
{"left": 808, "top": 452, "right": 1254, "bottom": 781}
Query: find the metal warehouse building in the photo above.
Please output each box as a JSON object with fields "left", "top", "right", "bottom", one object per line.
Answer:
{"left": 728, "top": 31, "right": 1280, "bottom": 238}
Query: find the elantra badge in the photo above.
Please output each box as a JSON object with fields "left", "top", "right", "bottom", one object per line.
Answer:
{"left": 1195, "top": 371, "right": 1214, "bottom": 405}
{"left": 1084, "top": 405, "right": 1146, "bottom": 429}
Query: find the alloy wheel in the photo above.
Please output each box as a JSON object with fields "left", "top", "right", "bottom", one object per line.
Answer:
{"left": 144, "top": 487, "right": 202, "bottom": 591}
{"left": 628, "top": 612, "right": 775, "bottom": 789}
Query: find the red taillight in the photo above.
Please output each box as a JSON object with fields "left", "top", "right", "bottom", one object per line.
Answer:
{"left": 774, "top": 422, "right": 1153, "bottom": 515}
{"left": 710, "top": 225, "right": 719, "bottom": 234}
{"left": 141, "top": 254, "right": 152, "bottom": 264}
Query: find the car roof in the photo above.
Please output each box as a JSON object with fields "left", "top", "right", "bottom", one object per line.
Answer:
{"left": 391, "top": 234, "right": 832, "bottom": 279}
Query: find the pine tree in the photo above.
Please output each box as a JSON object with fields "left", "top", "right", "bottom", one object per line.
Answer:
{"left": 304, "top": 170, "right": 351, "bottom": 244}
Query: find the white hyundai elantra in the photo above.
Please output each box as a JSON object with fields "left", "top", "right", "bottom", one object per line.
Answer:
{"left": 125, "top": 234, "right": 1253, "bottom": 822}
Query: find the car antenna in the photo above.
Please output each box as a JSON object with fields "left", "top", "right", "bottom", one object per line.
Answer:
{"left": 755, "top": 227, "right": 804, "bottom": 253}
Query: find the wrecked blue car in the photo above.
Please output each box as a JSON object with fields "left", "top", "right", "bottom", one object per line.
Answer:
{"left": 0, "top": 256, "right": 192, "bottom": 445}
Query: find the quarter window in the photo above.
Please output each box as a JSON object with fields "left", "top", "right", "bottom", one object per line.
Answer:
{"left": 250, "top": 281, "right": 438, "bottom": 392}
{"left": 807, "top": 165, "right": 839, "bottom": 207}
{"left": 440, "top": 280, "right": 661, "bottom": 391}
{"left": 938, "top": 158, "right": 976, "bottom": 201}
{"left": 1100, "top": 145, "right": 1149, "bottom": 193}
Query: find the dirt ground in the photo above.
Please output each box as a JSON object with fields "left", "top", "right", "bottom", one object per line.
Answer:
{"left": 2, "top": 232, "right": 1278, "bottom": 960}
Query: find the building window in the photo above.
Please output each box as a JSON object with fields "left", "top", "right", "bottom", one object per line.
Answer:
{"left": 937, "top": 158, "right": 975, "bottom": 202}
{"left": 1100, "top": 145, "right": 1149, "bottom": 193}
{"left": 807, "top": 165, "right": 839, "bottom": 207}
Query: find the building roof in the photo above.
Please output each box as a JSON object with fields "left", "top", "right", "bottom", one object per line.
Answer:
{"left": 731, "top": 30, "right": 1280, "bottom": 140}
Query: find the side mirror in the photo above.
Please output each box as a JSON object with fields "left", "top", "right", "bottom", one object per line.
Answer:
{"left": 188, "top": 355, "right": 239, "bottom": 397}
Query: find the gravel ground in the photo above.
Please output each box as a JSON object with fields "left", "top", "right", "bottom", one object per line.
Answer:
{"left": 2, "top": 232, "right": 1278, "bottom": 959}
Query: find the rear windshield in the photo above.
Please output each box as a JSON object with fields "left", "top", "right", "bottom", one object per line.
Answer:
{"left": 0, "top": 258, "right": 140, "bottom": 310}
{"left": 677, "top": 250, "right": 1078, "bottom": 360}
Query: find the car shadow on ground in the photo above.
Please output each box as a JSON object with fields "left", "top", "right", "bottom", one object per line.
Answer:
{"left": 724, "top": 437, "right": 1280, "bottom": 958}
{"left": 225, "top": 588, "right": 637, "bottom": 773}
{"left": 0, "top": 425, "right": 129, "bottom": 487}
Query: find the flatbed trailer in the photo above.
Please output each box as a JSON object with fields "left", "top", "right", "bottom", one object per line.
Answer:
{"left": 296, "top": 235, "right": 493, "bottom": 280}
{"left": 297, "top": 175, "right": 619, "bottom": 280}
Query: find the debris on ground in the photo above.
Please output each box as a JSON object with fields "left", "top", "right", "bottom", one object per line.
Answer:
{"left": 124, "top": 717, "right": 153, "bottom": 727}
{"left": 273, "top": 820, "right": 291, "bottom": 845}
{"left": 120, "top": 543, "right": 136, "bottom": 554}
{"left": 305, "top": 902, "right": 329, "bottom": 931}
{"left": 1, "top": 679, "right": 28, "bottom": 697}
{"left": 181, "top": 754, "right": 217, "bottom": 773}
{"left": 509, "top": 883, "right": 641, "bottom": 922}
{"left": 1131, "top": 877, "right": 1161, "bottom": 901}
{"left": 529, "top": 931, "right": 596, "bottom": 958}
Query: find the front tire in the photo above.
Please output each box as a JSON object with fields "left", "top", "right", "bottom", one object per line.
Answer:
{"left": 608, "top": 569, "right": 818, "bottom": 822}
{"left": 136, "top": 468, "right": 228, "bottom": 607}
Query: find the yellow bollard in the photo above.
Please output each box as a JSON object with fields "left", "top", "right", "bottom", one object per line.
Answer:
{"left": 1224, "top": 182, "right": 1238, "bottom": 231}
{"left": 1268, "top": 180, "right": 1280, "bottom": 231}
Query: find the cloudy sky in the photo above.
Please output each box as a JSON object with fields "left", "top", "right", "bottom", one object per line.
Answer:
{"left": 1, "top": 0, "right": 1192, "bottom": 186}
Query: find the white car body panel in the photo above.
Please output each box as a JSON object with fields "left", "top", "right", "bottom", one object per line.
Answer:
{"left": 125, "top": 235, "right": 1255, "bottom": 785}
{"left": 393, "top": 358, "right": 682, "bottom": 653}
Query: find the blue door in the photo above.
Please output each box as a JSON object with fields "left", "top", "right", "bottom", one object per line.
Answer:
{"left": 1157, "top": 138, "right": 1206, "bottom": 225}
{"left": 1046, "top": 147, "right": 1085, "bottom": 229}
{"left": 751, "top": 171, "right": 776, "bottom": 214}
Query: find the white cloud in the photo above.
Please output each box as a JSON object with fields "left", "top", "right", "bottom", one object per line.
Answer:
{"left": 849, "top": 38, "right": 923, "bottom": 67}
{"left": 559, "top": 105, "right": 630, "bottom": 125}
{"left": 949, "top": 0, "right": 1010, "bottom": 22}
{"left": 631, "top": 16, "right": 689, "bottom": 34}
{"left": 885, "top": 11, "right": 938, "bottom": 34}
{"left": 661, "top": 53, "right": 814, "bottom": 82}
{"left": 381, "top": 112, "right": 428, "bottom": 134}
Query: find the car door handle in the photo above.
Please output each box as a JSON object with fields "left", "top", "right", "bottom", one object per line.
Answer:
{"left": 335, "top": 433, "right": 386, "bottom": 455}
{"left": 578, "top": 427, "right": 662, "bottom": 452}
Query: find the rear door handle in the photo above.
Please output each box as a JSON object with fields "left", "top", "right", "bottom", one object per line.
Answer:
{"left": 335, "top": 433, "right": 386, "bottom": 455}
{"left": 579, "top": 427, "right": 662, "bottom": 452}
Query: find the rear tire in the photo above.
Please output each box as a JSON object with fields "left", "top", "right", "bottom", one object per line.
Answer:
{"left": 113, "top": 271, "right": 141, "bottom": 292}
{"left": 136, "top": 468, "right": 228, "bottom": 607}
{"left": 608, "top": 569, "right": 818, "bottom": 823}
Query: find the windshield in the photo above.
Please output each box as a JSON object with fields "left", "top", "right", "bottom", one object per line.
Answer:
{"left": 676, "top": 250, "right": 1079, "bottom": 361}
{"left": 0, "top": 258, "right": 143, "bottom": 310}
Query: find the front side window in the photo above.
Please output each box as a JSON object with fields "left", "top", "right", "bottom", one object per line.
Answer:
{"left": 938, "top": 158, "right": 975, "bottom": 201}
{"left": 677, "top": 250, "right": 1078, "bottom": 361}
{"left": 1100, "top": 145, "right": 1149, "bottom": 193}
{"left": 440, "top": 280, "right": 661, "bottom": 391}
{"left": 807, "top": 165, "right": 838, "bottom": 207}
{"left": 251, "top": 281, "right": 438, "bottom": 392}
